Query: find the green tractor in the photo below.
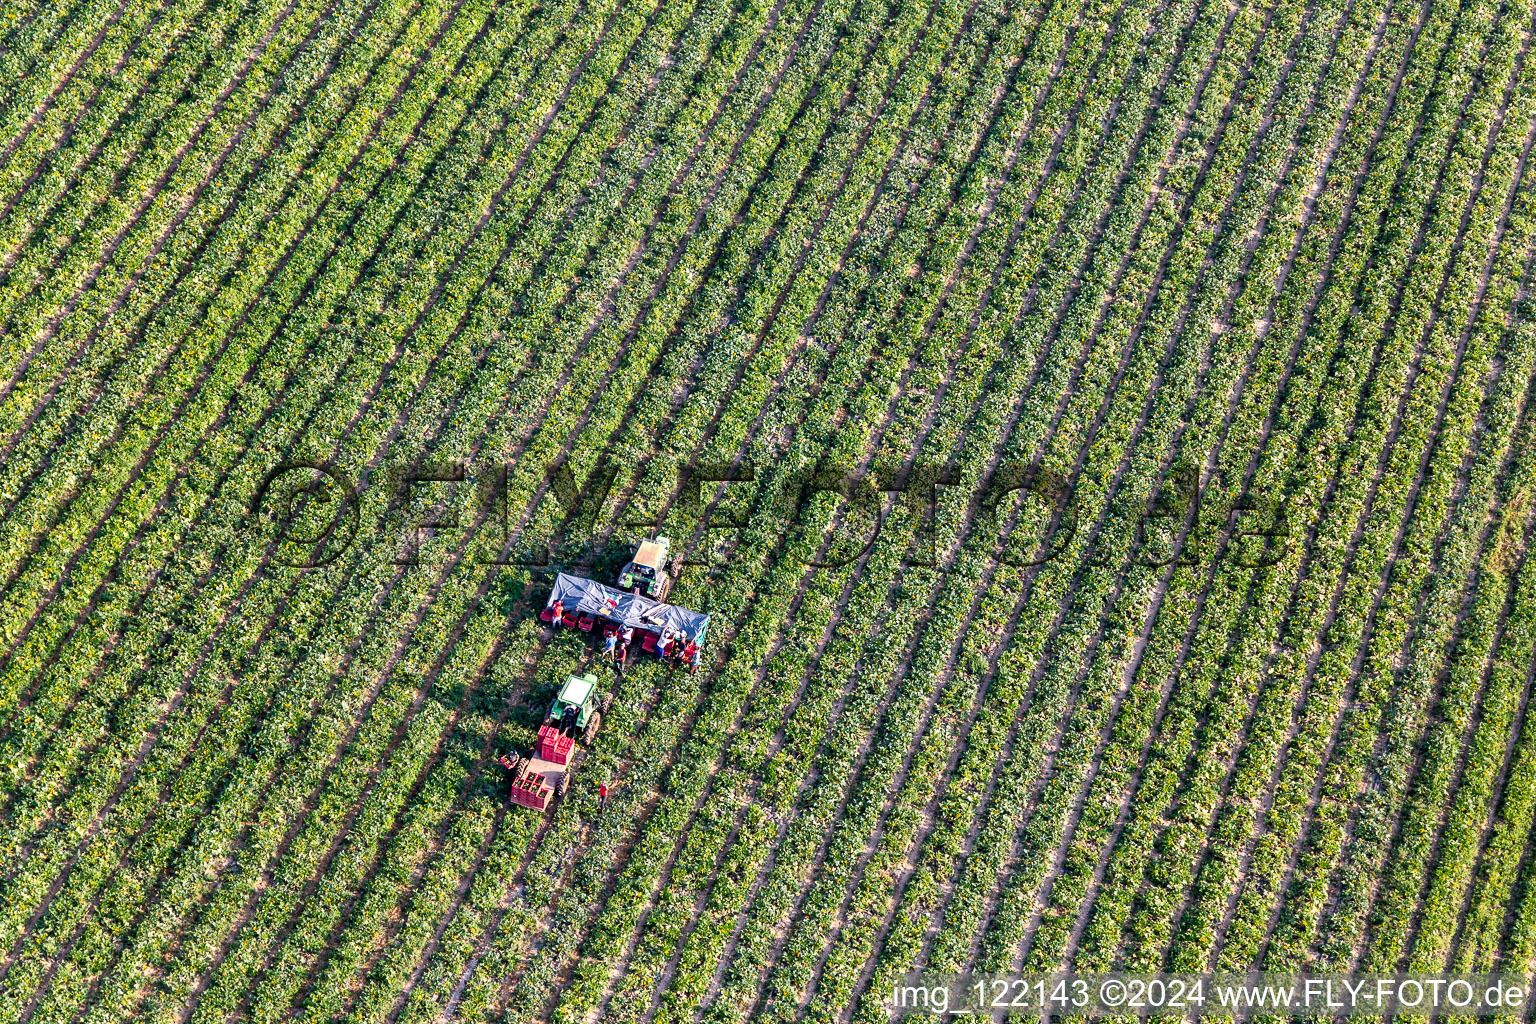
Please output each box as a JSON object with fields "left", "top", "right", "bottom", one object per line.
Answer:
{"left": 507, "top": 673, "right": 615, "bottom": 811}
{"left": 617, "top": 536, "right": 673, "bottom": 600}
{"left": 538, "top": 672, "right": 612, "bottom": 760}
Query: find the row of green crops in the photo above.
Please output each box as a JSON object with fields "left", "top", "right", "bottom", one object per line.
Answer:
{"left": 9, "top": 0, "right": 1536, "bottom": 1016}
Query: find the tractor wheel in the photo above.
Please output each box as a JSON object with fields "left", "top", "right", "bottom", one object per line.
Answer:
{"left": 508, "top": 755, "right": 526, "bottom": 781}
{"left": 557, "top": 773, "right": 571, "bottom": 798}
{"left": 601, "top": 692, "right": 614, "bottom": 713}
{"left": 583, "top": 711, "right": 602, "bottom": 746}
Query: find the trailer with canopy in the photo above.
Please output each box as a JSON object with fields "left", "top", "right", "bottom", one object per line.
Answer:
{"left": 540, "top": 572, "right": 710, "bottom": 649}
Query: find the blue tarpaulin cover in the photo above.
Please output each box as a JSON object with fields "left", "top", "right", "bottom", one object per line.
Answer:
{"left": 546, "top": 572, "right": 710, "bottom": 644}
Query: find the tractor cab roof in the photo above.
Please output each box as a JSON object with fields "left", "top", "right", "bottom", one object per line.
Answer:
{"left": 633, "top": 538, "right": 668, "bottom": 569}
{"left": 558, "top": 673, "right": 596, "bottom": 707}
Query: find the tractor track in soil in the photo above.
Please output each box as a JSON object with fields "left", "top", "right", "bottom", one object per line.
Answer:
{"left": 5, "top": 0, "right": 720, "bottom": 1007}
{"left": 0, "top": 0, "right": 412, "bottom": 741}
{"left": 689, "top": 0, "right": 1243, "bottom": 998}
{"left": 0, "top": 0, "right": 499, "bottom": 850}
{"left": 0, "top": 0, "right": 452, "bottom": 637}
{"left": 0, "top": 0, "right": 638, "bottom": 986}
{"left": 895, "top": 0, "right": 1279, "bottom": 975}
{"left": 1221, "top": 6, "right": 1530, "bottom": 971}
{"left": 1040, "top": 0, "right": 1453, "bottom": 968}
{"left": 89, "top": 0, "right": 897, "bottom": 1007}
{"left": 1313, "top": 41, "right": 1536, "bottom": 973}
{"left": 699, "top": 0, "right": 1228, "bottom": 1006}
{"left": 433, "top": 0, "right": 1047, "bottom": 1005}
{"left": 0, "top": 0, "right": 383, "bottom": 520}
{"left": 1011, "top": 0, "right": 1400, "bottom": 976}
{"left": 949, "top": 0, "right": 1310, "bottom": 974}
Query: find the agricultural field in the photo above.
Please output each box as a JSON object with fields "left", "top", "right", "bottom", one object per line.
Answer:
{"left": 3, "top": 0, "right": 1536, "bottom": 1016}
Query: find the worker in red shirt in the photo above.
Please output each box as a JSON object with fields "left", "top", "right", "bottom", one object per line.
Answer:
{"left": 599, "top": 783, "right": 609, "bottom": 809}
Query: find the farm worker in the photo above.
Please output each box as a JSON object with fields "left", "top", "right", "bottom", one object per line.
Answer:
{"left": 684, "top": 641, "right": 700, "bottom": 674}
{"left": 561, "top": 703, "right": 579, "bottom": 736}
{"left": 599, "top": 783, "right": 608, "bottom": 809}
{"left": 621, "top": 625, "right": 635, "bottom": 645}
{"left": 549, "top": 599, "right": 564, "bottom": 626}
{"left": 602, "top": 630, "right": 618, "bottom": 659}
{"left": 657, "top": 631, "right": 671, "bottom": 660}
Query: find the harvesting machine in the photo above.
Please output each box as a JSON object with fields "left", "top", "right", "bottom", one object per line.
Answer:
{"left": 542, "top": 569, "right": 711, "bottom": 667}
{"left": 501, "top": 672, "right": 613, "bottom": 811}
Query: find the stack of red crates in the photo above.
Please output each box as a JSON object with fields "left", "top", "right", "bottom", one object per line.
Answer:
{"left": 537, "top": 724, "right": 575, "bottom": 765}
{"left": 510, "top": 771, "right": 549, "bottom": 810}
